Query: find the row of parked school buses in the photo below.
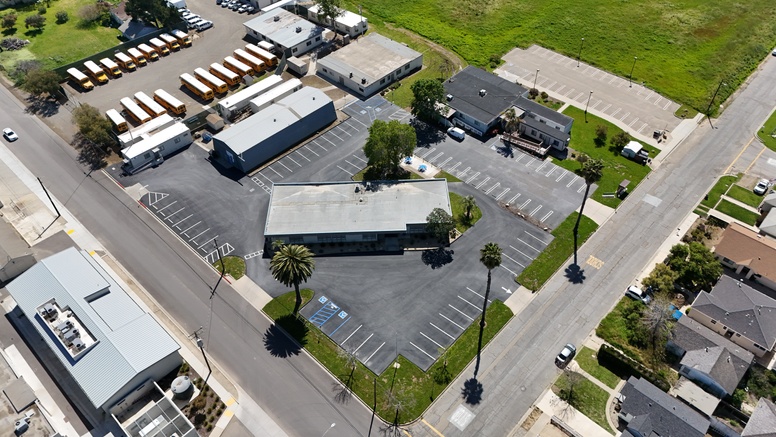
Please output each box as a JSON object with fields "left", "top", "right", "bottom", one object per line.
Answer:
{"left": 106, "top": 89, "right": 187, "bottom": 133}
{"left": 178, "top": 43, "right": 278, "bottom": 101}
{"left": 67, "top": 30, "right": 193, "bottom": 91}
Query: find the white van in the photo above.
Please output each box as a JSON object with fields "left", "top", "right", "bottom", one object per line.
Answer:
{"left": 447, "top": 126, "right": 466, "bottom": 141}
{"left": 195, "top": 19, "right": 213, "bottom": 31}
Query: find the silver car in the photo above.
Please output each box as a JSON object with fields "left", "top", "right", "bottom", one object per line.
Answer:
{"left": 754, "top": 178, "right": 770, "bottom": 195}
{"left": 555, "top": 343, "right": 576, "bottom": 367}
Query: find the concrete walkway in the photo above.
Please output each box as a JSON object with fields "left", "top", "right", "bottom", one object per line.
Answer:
{"left": 534, "top": 390, "right": 616, "bottom": 437}
{"left": 579, "top": 199, "right": 615, "bottom": 226}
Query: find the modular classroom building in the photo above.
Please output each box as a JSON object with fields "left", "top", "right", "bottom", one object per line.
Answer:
{"left": 243, "top": 9, "right": 324, "bottom": 57}
{"left": 264, "top": 179, "right": 452, "bottom": 250}
{"left": 6, "top": 247, "right": 181, "bottom": 417}
{"left": 212, "top": 86, "right": 335, "bottom": 172}
{"left": 316, "top": 33, "right": 422, "bottom": 98}
{"left": 307, "top": 5, "right": 367, "bottom": 38}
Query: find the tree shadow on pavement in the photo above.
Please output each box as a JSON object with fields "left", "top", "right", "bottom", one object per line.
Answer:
{"left": 421, "top": 248, "right": 454, "bottom": 269}
{"left": 73, "top": 135, "right": 107, "bottom": 171}
{"left": 24, "top": 96, "right": 60, "bottom": 118}
{"left": 263, "top": 315, "right": 307, "bottom": 358}
{"left": 412, "top": 118, "right": 446, "bottom": 147}
{"left": 462, "top": 377, "right": 483, "bottom": 405}
{"left": 496, "top": 143, "right": 514, "bottom": 158}
{"left": 564, "top": 263, "right": 586, "bottom": 285}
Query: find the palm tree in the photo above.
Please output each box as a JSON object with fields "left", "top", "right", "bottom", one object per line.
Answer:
{"left": 462, "top": 195, "right": 477, "bottom": 222}
{"left": 479, "top": 242, "right": 502, "bottom": 328}
{"left": 270, "top": 244, "right": 316, "bottom": 315}
{"left": 503, "top": 107, "right": 521, "bottom": 135}
{"left": 573, "top": 158, "right": 604, "bottom": 265}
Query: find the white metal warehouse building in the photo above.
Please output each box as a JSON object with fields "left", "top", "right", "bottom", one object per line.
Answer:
{"left": 316, "top": 33, "right": 422, "bottom": 98}
{"left": 6, "top": 247, "right": 181, "bottom": 416}
{"left": 243, "top": 9, "right": 324, "bottom": 57}
{"left": 212, "top": 86, "right": 336, "bottom": 173}
{"left": 264, "top": 179, "right": 451, "bottom": 250}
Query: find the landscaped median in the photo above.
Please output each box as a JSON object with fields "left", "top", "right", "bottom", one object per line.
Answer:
{"left": 263, "top": 289, "right": 513, "bottom": 423}
{"left": 516, "top": 212, "right": 598, "bottom": 292}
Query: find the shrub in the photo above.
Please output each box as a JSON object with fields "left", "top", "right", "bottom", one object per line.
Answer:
{"left": 598, "top": 344, "right": 670, "bottom": 391}
{"left": 611, "top": 131, "right": 631, "bottom": 150}
{"left": 528, "top": 88, "right": 539, "bottom": 99}
{"left": 595, "top": 125, "right": 608, "bottom": 142}
{"left": 38, "top": 5, "right": 47, "bottom": 14}
{"left": 78, "top": 4, "right": 106, "bottom": 24}
{"left": 2, "top": 13, "right": 18, "bottom": 29}
{"left": 1, "top": 37, "right": 29, "bottom": 51}
{"left": 55, "top": 11, "right": 68, "bottom": 23}
{"left": 540, "top": 91, "right": 549, "bottom": 100}
{"left": 189, "top": 395, "right": 207, "bottom": 412}
{"left": 24, "top": 14, "right": 46, "bottom": 30}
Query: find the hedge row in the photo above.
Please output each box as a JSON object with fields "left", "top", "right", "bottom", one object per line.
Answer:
{"left": 598, "top": 344, "right": 671, "bottom": 392}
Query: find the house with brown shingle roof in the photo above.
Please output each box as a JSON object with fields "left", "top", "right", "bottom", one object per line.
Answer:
{"left": 715, "top": 222, "right": 776, "bottom": 292}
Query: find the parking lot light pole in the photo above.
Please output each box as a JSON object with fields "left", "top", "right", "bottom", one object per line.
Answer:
{"left": 321, "top": 423, "right": 336, "bottom": 437}
{"left": 577, "top": 38, "right": 585, "bottom": 67}
{"left": 629, "top": 56, "right": 637, "bottom": 87}
{"left": 533, "top": 69, "right": 540, "bottom": 90}
{"left": 584, "top": 91, "right": 593, "bottom": 122}
{"left": 705, "top": 79, "right": 726, "bottom": 129}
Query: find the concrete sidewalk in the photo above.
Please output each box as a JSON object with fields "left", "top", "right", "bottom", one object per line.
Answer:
{"left": 533, "top": 389, "right": 616, "bottom": 437}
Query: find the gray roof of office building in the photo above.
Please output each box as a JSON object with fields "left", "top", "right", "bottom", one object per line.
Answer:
{"left": 444, "top": 66, "right": 527, "bottom": 126}
{"left": 742, "top": 398, "right": 776, "bottom": 437}
{"left": 620, "top": 376, "right": 710, "bottom": 437}
{"left": 520, "top": 115, "right": 571, "bottom": 142}
{"left": 692, "top": 275, "right": 776, "bottom": 351}
{"left": 243, "top": 9, "right": 322, "bottom": 49}
{"left": 516, "top": 96, "right": 573, "bottom": 125}
{"left": 6, "top": 247, "right": 180, "bottom": 409}
{"left": 215, "top": 87, "right": 333, "bottom": 155}
{"left": 671, "top": 316, "right": 753, "bottom": 394}
{"left": 265, "top": 179, "right": 451, "bottom": 236}
{"left": 317, "top": 33, "right": 422, "bottom": 84}
{"left": 0, "top": 218, "right": 31, "bottom": 262}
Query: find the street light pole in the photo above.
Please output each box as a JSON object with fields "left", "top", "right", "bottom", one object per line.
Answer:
{"left": 629, "top": 56, "right": 637, "bottom": 87}
{"left": 321, "top": 423, "right": 336, "bottom": 437}
{"left": 584, "top": 91, "right": 593, "bottom": 123}
{"left": 191, "top": 327, "right": 212, "bottom": 380}
{"left": 705, "top": 79, "right": 726, "bottom": 129}
{"left": 533, "top": 69, "right": 540, "bottom": 90}
{"left": 577, "top": 37, "right": 585, "bottom": 67}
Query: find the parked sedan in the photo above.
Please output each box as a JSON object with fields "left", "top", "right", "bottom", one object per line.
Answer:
{"left": 555, "top": 343, "right": 576, "bottom": 367}
{"left": 754, "top": 178, "right": 770, "bottom": 195}
{"left": 625, "top": 285, "right": 652, "bottom": 304}
{"left": 3, "top": 128, "right": 18, "bottom": 142}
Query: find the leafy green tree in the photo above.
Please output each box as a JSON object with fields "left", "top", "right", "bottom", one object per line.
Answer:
{"left": 642, "top": 263, "right": 678, "bottom": 294}
{"left": 462, "top": 195, "right": 477, "bottom": 222}
{"left": 126, "top": 0, "right": 179, "bottom": 27}
{"left": 667, "top": 242, "right": 722, "bottom": 291}
{"left": 270, "top": 244, "right": 315, "bottom": 315}
{"left": 2, "top": 13, "right": 18, "bottom": 29}
{"left": 22, "top": 69, "right": 60, "bottom": 96}
{"left": 363, "top": 119, "right": 416, "bottom": 178}
{"left": 24, "top": 14, "right": 46, "bottom": 30}
{"left": 503, "top": 107, "right": 521, "bottom": 134}
{"left": 640, "top": 294, "right": 675, "bottom": 367}
{"left": 55, "top": 11, "right": 69, "bottom": 24}
{"left": 313, "top": 0, "right": 343, "bottom": 22}
{"left": 572, "top": 158, "right": 604, "bottom": 264}
{"left": 478, "top": 242, "right": 502, "bottom": 328}
{"left": 72, "top": 104, "right": 116, "bottom": 150}
{"left": 410, "top": 78, "right": 445, "bottom": 121}
{"left": 426, "top": 208, "right": 454, "bottom": 242}
{"left": 611, "top": 131, "right": 631, "bottom": 150}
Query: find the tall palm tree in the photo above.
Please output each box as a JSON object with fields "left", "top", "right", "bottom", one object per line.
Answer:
{"left": 479, "top": 242, "right": 502, "bottom": 328}
{"left": 270, "top": 244, "right": 315, "bottom": 315}
{"left": 573, "top": 158, "right": 604, "bottom": 265}
{"left": 503, "top": 107, "right": 521, "bottom": 135}
{"left": 462, "top": 195, "right": 477, "bottom": 222}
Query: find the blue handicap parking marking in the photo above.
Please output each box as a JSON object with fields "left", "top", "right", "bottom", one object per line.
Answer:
{"left": 339, "top": 311, "right": 348, "bottom": 319}
{"left": 308, "top": 298, "right": 341, "bottom": 327}
{"left": 318, "top": 296, "right": 328, "bottom": 304}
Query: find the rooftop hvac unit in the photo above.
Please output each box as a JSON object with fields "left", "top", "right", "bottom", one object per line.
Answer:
{"left": 273, "top": 15, "right": 279, "bottom": 21}
{"left": 296, "top": 26, "right": 302, "bottom": 33}
{"left": 349, "top": 72, "right": 353, "bottom": 78}
{"left": 479, "top": 89, "right": 487, "bottom": 97}
{"left": 361, "top": 78, "right": 367, "bottom": 84}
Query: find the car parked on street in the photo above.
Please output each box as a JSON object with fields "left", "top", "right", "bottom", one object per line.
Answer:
{"left": 754, "top": 178, "right": 770, "bottom": 195}
{"left": 625, "top": 285, "right": 651, "bottom": 304}
{"left": 3, "top": 128, "right": 18, "bottom": 142}
{"left": 555, "top": 343, "right": 576, "bottom": 367}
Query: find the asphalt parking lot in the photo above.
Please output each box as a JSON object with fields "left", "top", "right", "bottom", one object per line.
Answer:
{"left": 496, "top": 45, "right": 682, "bottom": 139}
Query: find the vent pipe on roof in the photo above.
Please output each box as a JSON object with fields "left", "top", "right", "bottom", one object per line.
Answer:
{"left": 705, "top": 347, "right": 709, "bottom": 352}
{"left": 296, "top": 26, "right": 302, "bottom": 33}
{"left": 479, "top": 89, "right": 486, "bottom": 97}
{"left": 273, "top": 15, "right": 280, "bottom": 21}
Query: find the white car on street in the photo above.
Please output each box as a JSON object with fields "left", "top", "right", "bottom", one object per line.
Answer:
{"left": 3, "top": 128, "right": 18, "bottom": 142}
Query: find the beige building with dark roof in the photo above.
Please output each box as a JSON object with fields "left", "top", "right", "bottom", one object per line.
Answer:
{"left": 715, "top": 222, "right": 776, "bottom": 291}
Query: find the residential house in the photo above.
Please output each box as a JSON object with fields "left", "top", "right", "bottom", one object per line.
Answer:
{"left": 667, "top": 315, "right": 754, "bottom": 397}
{"left": 689, "top": 275, "right": 776, "bottom": 357}
{"left": 759, "top": 193, "right": 776, "bottom": 239}
{"left": 742, "top": 397, "right": 776, "bottom": 437}
{"left": 618, "top": 376, "right": 710, "bottom": 437}
{"left": 715, "top": 222, "right": 776, "bottom": 291}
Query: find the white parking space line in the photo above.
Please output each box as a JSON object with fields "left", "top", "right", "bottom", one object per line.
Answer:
{"left": 448, "top": 304, "right": 474, "bottom": 321}
{"left": 574, "top": 92, "right": 584, "bottom": 101}
{"left": 496, "top": 188, "right": 510, "bottom": 200}
{"left": 344, "top": 160, "right": 361, "bottom": 170}
{"left": 577, "top": 184, "right": 586, "bottom": 193}
{"left": 620, "top": 111, "right": 630, "bottom": 121}
{"left": 349, "top": 117, "right": 368, "bottom": 128}
{"left": 430, "top": 322, "right": 455, "bottom": 339}
{"left": 611, "top": 107, "right": 621, "bottom": 118}
{"left": 530, "top": 205, "right": 542, "bottom": 217}
{"left": 602, "top": 104, "right": 611, "bottom": 112}
{"left": 172, "top": 214, "right": 193, "bottom": 229}
{"left": 255, "top": 172, "right": 274, "bottom": 186}
{"left": 507, "top": 193, "right": 521, "bottom": 204}
{"left": 410, "top": 342, "right": 435, "bottom": 360}
{"left": 457, "top": 295, "right": 481, "bottom": 311}
{"left": 502, "top": 253, "right": 525, "bottom": 268}
{"left": 653, "top": 96, "right": 662, "bottom": 106}
{"left": 420, "top": 332, "right": 445, "bottom": 350}
{"left": 556, "top": 171, "right": 567, "bottom": 183}
{"left": 364, "top": 341, "right": 386, "bottom": 364}
{"left": 335, "top": 126, "right": 353, "bottom": 136}
{"left": 525, "top": 157, "right": 535, "bottom": 167}
{"left": 515, "top": 154, "right": 525, "bottom": 164}
{"left": 337, "top": 165, "right": 354, "bottom": 176}
{"left": 430, "top": 152, "right": 444, "bottom": 162}
{"left": 466, "top": 172, "right": 480, "bottom": 184}
{"left": 535, "top": 161, "right": 549, "bottom": 173}
{"left": 592, "top": 100, "right": 601, "bottom": 109}
{"left": 520, "top": 199, "right": 531, "bottom": 209}
{"left": 566, "top": 59, "right": 576, "bottom": 67}
{"left": 440, "top": 157, "right": 453, "bottom": 167}
{"left": 609, "top": 76, "right": 618, "bottom": 84}
{"left": 321, "top": 136, "right": 338, "bottom": 147}
{"left": 546, "top": 167, "right": 556, "bottom": 178}
{"left": 450, "top": 162, "right": 461, "bottom": 172}
{"left": 458, "top": 166, "right": 470, "bottom": 178}
{"left": 500, "top": 264, "right": 518, "bottom": 276}
{"left": 296, "top": 150, "right": 311, "bottom": 162}
{"left": 629, "top": 117, "right": 639, "bottom": 127}
{"left": 312, "top": 141, "right": 327, "bottom": 152}
{"left": 475, "top": 177, "right": 491, "bottom": 189}
{"left": 541, "top": 211, "right": 554, "bottom": 222}
{"left": 466, "top": 287, "right": 492, "bottom": 303}
{"left": 305, "top": 146, "right": 320, "bottom": 157}
{"left": 524, "top": 230, "right": 547, "bottom": 245}
{"left": 196, "top": 235, "right": 218, "bottom": 250}
{"left": 156, "top": 200, "right": 178, "bottom": 212}
{"left": 485, "top": 182, "right": 500, "bottom": 195}
{"left": 663, "top": 101, "right": 671, "bottom": 110}
{"left": 188, "top": 227, "right": 211, "bottom": 242}
{"left": 180, "top": 221, "right": 201, "bottom": 235}
{"left": 328, "top": 131, "right": 344, "bottom": 142}
{"left": 286, "top": 156, "right": 301, "bottom": 167}
{"left": 556, "top": 84, "right": 566, "bottom": 93}
{"left": 567, "top": 175, "right": 579, "bottom": 187}
{"left": 439, "top": 313, "right": 465, "bottom": 330}
{"left": 351, "top": 154, "right": 367, "bottom": 163}
{"left": 353, "top": 333, "right": 374, "bottom": 354}
{"left": 517, "top": 237, "right": 543, "bottom": 253}
{"left": 268, "top": 166, "right": 284, "bottom": 178}
{"left": 341, "top": 325, "right": 363, "bottom": 345}
{"left": 421, "top": 147, "right": 436, "bottom": 158}
{"left": 565, "top": 88, "right": 576, "bottom": 97}
{"left": 548, "top": 80, "right": 557, "bottom": 88}
{"left": 147, "top": 192, "right": 169, "bottom": 207}
{"left": 165, "top": 207, "right": 185, "bottom": 220}
{"left": 509, "top": 245, "right": 535, "bottom": 260}
{"left": 638, "top": 123, "right": 648, "bottom": 133}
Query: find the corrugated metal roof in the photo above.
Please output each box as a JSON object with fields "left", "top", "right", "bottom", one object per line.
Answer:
{"left": 6, "top": 248, "right": 179, "bottom": 409}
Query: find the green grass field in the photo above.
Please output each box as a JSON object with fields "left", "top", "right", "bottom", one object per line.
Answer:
{"left": 701, "top": 174, "right": 740, "bottom": 209}
{"left": 758, "top": 109, "right": 776, "bottom": 152}
{"left": 212, "top": 255, "right": 246, "bottom": 280}
{"left": 516, "top": 212, "right": 598, "bottom": 292}
{"left": 715, "top": 199, "right": 759, "bottom": 225}
{"left": 575, "top": 346, "right": 620, "bottom": 389}
{"left": 0, "top": 0, "right": 122, "bottom": 71}
{"left": 553, "top": 372, "right": 614, "bottom": 434}
{"left": 348, "top": 0, "right": 776, "bottom": 111}
{"left": 449, "top": 191, "right": 482, "bottom": 233}
{"left": 726, "top": 184, "right": 764, "bottom": 208}
{"left": 264, "top": 290, "right": 513, "bottom": 423}
{"left": 554, "top": 106, "right": 657, "bottom": 208}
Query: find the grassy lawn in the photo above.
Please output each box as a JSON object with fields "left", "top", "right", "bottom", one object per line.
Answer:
{"left": 553, "top": 372, "right": 614, "bottom": 434}
{"left": 263, "top": 290, "right": 513, "bottom": 423}
{"left": 674, "top": 104, "right": 699, "bottom": 120}
{"left": 212, "top": 256, "right": 246, "bottom": 280}
{"left": 516, "top": 212, "right": 598, "bottom": 292}
{"left": 758, "top": 109, "right": 776, "bottom": 152}
{"left": 700, "top": 174, "right": 740, "bottom": 209}
{"left": 555, "top": 106, "right": 657, "bottom": 208}
{"left": 351, "top": 166, "right": 422, "bottom": 181}
{"left": 436, "top": 170, "right": 462, "bottom": 183}
{"left": 0, "top": 0, "right": 122, "bottom": 71}
{"left": 726, "top": 184, "right": 764, "bottom": 208}
{"left": 715, "top": 199, "right": 759, "bottom": 225}
{"left": 348, "top": 0, "right": 776, "bottom": 111}
{"left": 596, "top": 298, "right": 648, "bottom": 363}
{"left": 575, "top": 346, "right": 620, "bottom": 389}
{"left": 449, "top": 191, "right": 482, "bottom": 233}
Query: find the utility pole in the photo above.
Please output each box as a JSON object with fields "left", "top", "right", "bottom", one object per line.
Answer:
{"left": 37, "top": 177, "right": 61, "bottom": 219}
{"left": 629, "top": 56, "right": 637, "bottom": 87}
{"left": 705, "top": 79, "right": 726, "bottom": 129}
{"left": 211, "top": 238, "right": 224, "bottom": 299}
{"left": 577, "top": 37, "right": 585, "bottom": 67}
{"left": 191, "top": 327, "right": 212, "bottom": 379}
